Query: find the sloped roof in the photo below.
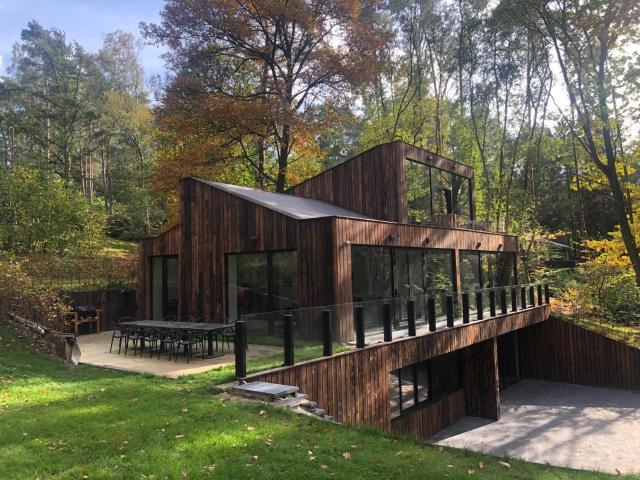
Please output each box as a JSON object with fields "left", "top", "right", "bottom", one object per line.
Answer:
{"left": 194, "top": 178, "right": 371, "bottom": 221}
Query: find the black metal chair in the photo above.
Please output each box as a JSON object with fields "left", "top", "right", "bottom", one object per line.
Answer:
{"left": 143, "top": 328, "right": 162, "bottom": 359}
{"left": 159, "top": 328, "right": 181, "bottom": 361}
{"left": 109, "top": 317, "right": 135, "bottom": 354}
{"left": 126, "top": 327, "right": 146, "bottom": 357}
{"left": 218, "top": 324, "right": 237, "bottom": 352}
{"left": 175, "top": 330, "right": 205, "bottom": 363}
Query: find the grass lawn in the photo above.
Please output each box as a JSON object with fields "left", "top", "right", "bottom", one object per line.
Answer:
{"left": 0, "top": 325, "right": 626, "bottom": 479}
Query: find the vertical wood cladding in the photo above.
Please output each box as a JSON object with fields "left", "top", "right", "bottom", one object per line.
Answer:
{"left": 519, "top": 316, "right": 640, "bottom": 391}
{"left": 249, "top": 306, "right": 549, "bottom": 438}
{"left": 287, "top": 141, "right": 475, "bottom": 224}
{"left": 175, "top": 178, "right": 335, "bottom": 321}
{"left": 137, "top": 225, "right": 180, "bottom": 319}
{"left": 390, "top": 390, "right": 466, "bottom": 439}
{"left": 463, "top": 338, "right": 500, "bottom": 420}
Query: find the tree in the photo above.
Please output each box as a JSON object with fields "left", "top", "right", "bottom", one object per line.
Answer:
{"left": 514, "top": 0, "right": 640, "bottom": 285}
{"left": 142, "top": 0, "right": 389, "bottom": 191}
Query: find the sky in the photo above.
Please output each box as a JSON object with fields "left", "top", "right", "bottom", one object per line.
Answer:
{"left": 0, "top": 0, "right": 167, "bottom": 81}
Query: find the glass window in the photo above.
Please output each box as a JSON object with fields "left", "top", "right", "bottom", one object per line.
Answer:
{"left": 431, "top": 168, "right": 453, "bottom": 216}
{"left": 152, "top": 257, "right": 163, "bottom": 320}
{"left": 430, "top": 351, "right": 462, "bottom": 399}
{"left": 390, "top": 370, "right": 401, "bottom": 419}
{"left": 452, "top": 175, "right": 471, "bottom": 222}
{"left": 460, "top": 252, "right": 481, "bottom": 290}
{"left": 351, "top": 246, "right": 392, "bottom": 302}
{"left": 399, "top": 366, "right": 415, "bottom": 411}
{"left": 481, "top": 252, "right": 498, "bottom": 288}
{"left": 227, "top": 251, "right": 298, "bottom": 320}
{"left": 425, "top": 250, "right": 454, "bottom": 292}
{"left": 406, "top": 160, "right": 431, "bottom": 224}
{"left": 416, "top": 363, "right": 430, "bottom": 403}
{"left": 497, "top": 252, "right": 516, "bottom": 286}
{"left": 151, "top": 256, "right": 179, "bottom": 320}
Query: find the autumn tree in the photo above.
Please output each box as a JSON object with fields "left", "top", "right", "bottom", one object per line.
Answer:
{"left": 142, "top": 0, "right": 389, "bottom": 192}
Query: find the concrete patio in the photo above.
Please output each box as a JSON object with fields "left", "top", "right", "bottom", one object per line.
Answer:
{"left": 76, "top": 330, "right": 281, "bottom": 378}
{"left": 430, "top": 379, "right": 640, "bottom": 475}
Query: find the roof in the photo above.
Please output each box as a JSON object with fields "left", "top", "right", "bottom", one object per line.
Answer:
{"left": 194, "top": 178, "right": 371, "bottom": 221}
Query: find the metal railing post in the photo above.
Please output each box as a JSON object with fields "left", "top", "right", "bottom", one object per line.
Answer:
{"left": 489, "top": 289, "right": 496, "bottom": 317}
{"left": 500, "top": 289, "right": 508, "bottom": 315}
{"left": 283, "top": 314, "right": 294, "bottom": 366}
{"left": 322, "top": 309, "right": 332, "bottom": 357}
{"left": 446, "top": 295, "right": 454, "bottom": 327}
{"left": 383, "top": 303, "right": 392, "bottom": 342}
{"left": 521, "top": 286, "right": 527, "bottom": 309}
{"left": 537, "top": 284, "right": 543, "bottom": 306}
{"left": 235, "top": 320, "right": 247, "bottom": 381}
{"left": 428, "top": 297, "right": 436, "bottom": 332}
{"left": 355, "top": 305, "right": 365, "bottom": 348}
{"left": 511, "top": 287, "right": 517, "bottom": 312}
{"left": 476, "top": 291, "right": 483, "bottom": 320}
{"left": 529, "top": 285, "right": 535, "bottom": 307}
{"left": 407, "top": 300, "right": 416, "bottom": 336}
{"left": 544, "top": 283, "right": 550, "bottom": 304}
{"left": 462, "top": 293, "right": 470, "bottom": 324}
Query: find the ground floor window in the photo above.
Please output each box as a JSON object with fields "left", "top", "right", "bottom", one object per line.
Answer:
{"left": 390, "top": 350, "right": 462, "bottom": 419}
{"left": 226, "top": 250, "right": 298, "bottom": 320}
{"left": 460, "top": 251, "right": 515, "bottom": 290}
{"left": 151, "top": 255, "right": 179, "bottom": 320}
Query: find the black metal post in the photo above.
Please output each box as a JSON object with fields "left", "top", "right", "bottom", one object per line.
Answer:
{"left": 511, "top": 287, "right": 517, "bottom": 312}
{"left": 283, "top": 314, "right": 294, "bottom": 366}
{"left": 462, "top": 293, "right": 470, "bottom": 324}
{"left": 322, "top": 309, "right": 332, "bottom": 357}
{"left": 544, "top": 283, "right": 550, "bottom": 304}
{"left": 476, "top": 291, "right": 483, "bottom": 320}
{"left": 500, "top": 289, "right": 507, "bottom": 315}
{"left": 407, "top": 300, "right": 416, "bottom": 336}
{"left": 355, "top": 305, "right": 365, "bottom": 348}
{"left": 235, "top": 321, "right": 247, "bottom": 381}
{"left": 383, "top": 303, "right": 392, "bottom": 342}
{"left": 537, "top": 284, "right": 543, "bottom": 306}
{"left": 520, "top": 286, "right": 527, "bottom": 309}
{"left": 489, "top": 290, "right": 496, "bottom": 317}
{"left": 428, "top": 297, "right": 436, "bottom": 332}
{"left": 529, "top": 285, "right": 535, "bottom": 307}
{"left": 446, "top": 296, "right": 454, "bottom": 327}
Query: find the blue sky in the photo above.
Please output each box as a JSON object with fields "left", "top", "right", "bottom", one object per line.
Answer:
{"left": 0, "top": 0, "right": 167, "bottom": 80}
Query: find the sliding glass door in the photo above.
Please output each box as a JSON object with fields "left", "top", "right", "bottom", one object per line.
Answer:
{"left": 151, "top": 256, "right": 179, "bottom": 320}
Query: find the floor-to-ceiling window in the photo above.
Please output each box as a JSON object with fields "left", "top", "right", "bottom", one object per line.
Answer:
{"left": 151, "top": 255, "right": 179, "bottom": 320}
{"left": 226, "top": 250, "right": 298, "bottom": 320}
{"left": 406, "top": 159, "right": 472, "bottom": 225}
{"left": 460, "top": 251, "right": 516, "bottom": 290}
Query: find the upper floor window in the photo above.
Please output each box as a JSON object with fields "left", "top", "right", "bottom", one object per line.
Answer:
{"left": 406, "top": 159, "right": 472, "bottom": 225}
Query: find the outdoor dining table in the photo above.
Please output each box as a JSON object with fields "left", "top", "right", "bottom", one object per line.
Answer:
{"left": 120, "top": 320, "right": 228, "bottom": 357}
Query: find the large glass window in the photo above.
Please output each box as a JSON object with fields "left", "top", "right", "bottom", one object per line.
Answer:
{"left": 460, "top": 251, "right": 516, "bottom": 290}
{"left": 389, "top": 351, "right": 463, "bottom": 419}
{"left": 151, "top": 255, "right": 179, "bottom": 320}
{"left": 351, "top": 246, "right": 393, "bottom": 302}
{"left": 405, "top": 159, "right": 473, "bottom": 224}
{"left": 226, "top": 251, "right": 298, "bottom": 320}
{"left": 406, "top": 160, "right": 432, "bottom": 224}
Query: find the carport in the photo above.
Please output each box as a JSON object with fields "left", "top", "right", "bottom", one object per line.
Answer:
{"left": 430, "top": 379, "right": 640, "bottom": 475}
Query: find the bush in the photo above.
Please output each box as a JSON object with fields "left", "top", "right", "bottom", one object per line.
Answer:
{"left": 0, "top": 258, "right": 71, "bottom": 332}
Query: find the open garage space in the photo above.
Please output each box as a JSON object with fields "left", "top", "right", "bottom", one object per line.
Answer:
{"left": 430, "top": 379, "right": 640, "bottom": 475}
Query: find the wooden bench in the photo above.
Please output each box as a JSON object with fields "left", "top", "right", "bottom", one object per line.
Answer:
{"left": 70, "top": 309, "right": 103, "bottom": 336}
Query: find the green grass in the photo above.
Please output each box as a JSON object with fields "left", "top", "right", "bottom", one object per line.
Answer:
{"left": 0, "top": 324, "right": 628, "bottom": 479}
{"left": 553, "top": 311, "right": 640, "bottom": 349}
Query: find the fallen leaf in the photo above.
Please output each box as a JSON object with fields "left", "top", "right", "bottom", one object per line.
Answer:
{"left": 175, "top": 434, "right": 184, "bottom": 439}
{"left": 468, "top": 469, "right": 475, "bottom": 474}
{"left": 478, "top": 461, "right": 484, "bottom": 470}
{"left": 320, "top": 465, "right": 328, "bottom": 470}
{"left": 498, "top": 461, "right": 511, "bottom": 469}
{"left": 343, "top": 452, "right": 351, "bottom": 460}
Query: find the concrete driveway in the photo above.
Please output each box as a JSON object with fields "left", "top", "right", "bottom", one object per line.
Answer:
{"left": 429, "top": 379, "right": 640, "bottom": 475}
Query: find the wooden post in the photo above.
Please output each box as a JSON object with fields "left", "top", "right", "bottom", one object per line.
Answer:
{"left": 355, "top": 305, "right": 365, "bottom": 348}
{"left": 500, "top": 289, "right": 507, "bottom": 315}
{"left": 322, "top": 309, "right": 332, "bottom": 357}
{"left": 283, "top": 314, "right": 294, "bottom": 366}
{"left": 476, "top": 291, "right": 483, "bottom": 320}
{"left": 407, "top": 300, "right": 416, "bottom": 336}
{"left": 446, "top": 295, "right": 454, "bottom": 328}
{"left": 383, "top": 303, "right": 392, "bottom": 342}
{"left": 428, "top": 297, "right": 436, "bottom": 332}
{"left": 462, "top": 293, "right": 470, "bottom": 324}
{"left": 235, "top": 321, "right": 247, "bottom": 381}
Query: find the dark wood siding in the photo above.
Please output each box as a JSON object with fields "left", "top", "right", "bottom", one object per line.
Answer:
{"left": 249, "top": 306, "right": 549, "bottom": 437}
{"left": 519, "top": 316, "right": 640, "bottom": 391}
